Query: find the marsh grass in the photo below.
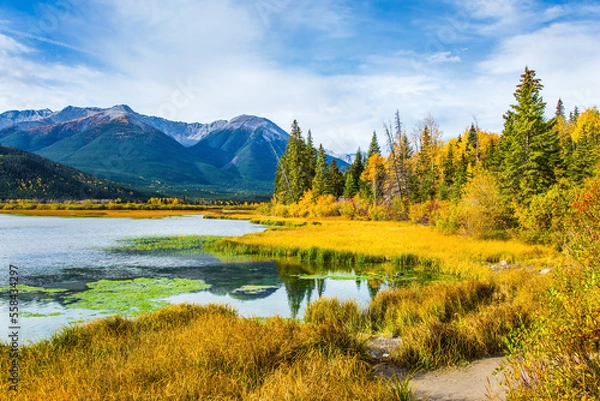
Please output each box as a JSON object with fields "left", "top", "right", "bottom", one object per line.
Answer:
{"left": 363, "top": 270, "right": 550, "bottom": 369}
{"left": 210, "top": 220, "right": 557, "bottom": 279}
{"left": 0, "top": 304, "right": 411, "bottom": 400}
{"left": 108, "top": 235, "right": 220, "bottom": 253}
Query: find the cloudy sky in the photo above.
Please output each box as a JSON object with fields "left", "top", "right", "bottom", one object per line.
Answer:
{"left": 0, "top": 0, "right": 598, "bottom": 152}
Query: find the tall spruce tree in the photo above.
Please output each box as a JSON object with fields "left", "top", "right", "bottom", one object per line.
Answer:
{"left": 467, "top": 123, "right": 479, "bottom": 163}
{"left": 412, "top": 119, "right": 440, "bottom": 202}
{"left": 305, "top": 129, "right": 318, "bottom": 183}
{"left": 343, "top": 148, "right": 364, "bottom": 198}
{"left": 367, "top": 132, "right": 381, "bottom": 158}
{"left": 312, "top": 144, "right": 328, "bottom": 199}
{"left": 274, "top": 120, "right": 312, "bottom": 204}
{"left": 555, "top": 98, "right": 565, "bottom": 119}
{"left": 499, "top": 67, "right": 559, "bottom": 202}
{"left": 325, "top": 159, "right": 344, "bottom": 197}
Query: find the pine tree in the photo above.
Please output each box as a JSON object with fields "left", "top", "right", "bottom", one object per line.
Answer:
{"left": 325, "top": 159, "right": 344, "bottom": 197}
{"left": 343, "top": 148, "right": 364, "bottom": 198}
{"left": 412, "top": 117, "right": 440, "bottom": 202}
{"left": 467, "top": 123, "right": 479, "bottom": 163}
{"left": 440, "top": 142, "right": 456, "bottom": 200}
{"left": 367, "top": 132, "right": 381, "bottom": 159}
{"left": 305, "top": 130, "right": 317, "bottom": 183}
{"left": 273, "top": 120, "right": 311, "bottom": 204}
{"left": 555, "top": 98, "right": 565, "bottom": 119}
{"left": 311, "top": 144, "right": 327, "bottom": 199}
{"left": 569, "top": 106, "right": 580, "bottom": 123}
{"left": 343, "top": 171, "right": 356, "bottom": 198}
{"left": 499, "top": 67, "right": 558, "bottom": 203}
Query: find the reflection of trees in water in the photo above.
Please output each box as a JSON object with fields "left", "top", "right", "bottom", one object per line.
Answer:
{"left": 368, "top": 280, "right": 381, "bottom": 299}
{"left": 317, "top": 278, "right": 325, "bottom": 298}
{"left": 284, "top": 278, "right": 315, "bottom": 319}
{"left": 164, "top": 261, "right": 281, "bottom": 297}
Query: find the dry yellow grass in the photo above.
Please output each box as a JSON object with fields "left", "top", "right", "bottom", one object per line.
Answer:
{"left": 222, "top": 219, "right": 559, "bottom": 279}
{"left": 0, "top": 304, "right": 407, "bottom": 401}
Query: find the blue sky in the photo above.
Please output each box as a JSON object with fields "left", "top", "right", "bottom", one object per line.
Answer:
{"left": 0, "top": 0, "right": 599, "bottom": 152}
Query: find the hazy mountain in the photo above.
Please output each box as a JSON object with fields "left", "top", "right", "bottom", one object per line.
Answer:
{"left": 0, "top": 104, "right": 347, "bottom": 199}
{"left": 0, "top": 108, "right": 53, "bottom": 130}
{"left": 189, "top": 115, "right": 289, "bottom": 182}
{"left": 0, "top": 145, "right": 149, "bottom": 200}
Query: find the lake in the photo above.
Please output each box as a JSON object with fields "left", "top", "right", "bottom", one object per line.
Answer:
{"left": 0, "top": 214, "right": 399, "bottom": 343}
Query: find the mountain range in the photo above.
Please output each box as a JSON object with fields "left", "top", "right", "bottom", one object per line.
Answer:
{"left": 0, "top": 105, "right": 330, "bottom": 199}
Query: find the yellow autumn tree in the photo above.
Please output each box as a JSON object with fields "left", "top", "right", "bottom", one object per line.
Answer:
{"left": 361, "top": 154, "right": 387, "bottom": 204}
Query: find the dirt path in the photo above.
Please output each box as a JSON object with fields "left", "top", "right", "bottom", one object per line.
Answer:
{"left": 368, "top": 338, "right": 506, "bottom": 401}
{"left": 409, "top": 356, "right": 505, "bottom": 401}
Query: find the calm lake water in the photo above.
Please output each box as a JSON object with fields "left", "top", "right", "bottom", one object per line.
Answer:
{"left": 0, "top": 214, "right": 401, "bottom": 343}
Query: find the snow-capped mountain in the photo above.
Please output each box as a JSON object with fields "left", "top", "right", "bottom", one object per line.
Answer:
{"left": 0, "top": 104, "right": 347, "bottom": 198}
{"left": 0, "top": 108, "right": 53, "bottom": 130}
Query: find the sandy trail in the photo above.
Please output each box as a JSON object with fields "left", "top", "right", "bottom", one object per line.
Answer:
{"left": 368, "top": 338, "right": 506, "bottom": 401}
{"left": 410, "top": 356, "right": 505, "bottom": 401}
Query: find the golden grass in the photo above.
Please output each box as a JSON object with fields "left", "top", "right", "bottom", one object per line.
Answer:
{"left": 0, "top": 304, "right": 408, "bottom": 401}
{"left": 216, "top": 219, "right": 559, "bottom": 279}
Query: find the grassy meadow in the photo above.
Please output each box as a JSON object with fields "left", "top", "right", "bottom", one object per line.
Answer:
{"left": 210, "top": 219, "right": 558, "bottom": 279}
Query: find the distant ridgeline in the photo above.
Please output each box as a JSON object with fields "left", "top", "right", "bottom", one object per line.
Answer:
{"left": 0, "top": 145, "right": 148, "bottom": 201}
{"left": 0, "top": 105, "right": 348, "bottom": 200}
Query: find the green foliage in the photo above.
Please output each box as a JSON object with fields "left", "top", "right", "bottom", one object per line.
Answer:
{"left": 499, "top": 67, "right": 559, "bottom": 203}
{"left": 367, "top": 131, "right": 381, "bottom": 159}
{"left": 274, "top": 120, "right": 315, "bottom": 204}
{"left": 0, "top": 145, "right": 148, "bottom": 201}
{"left": 312, "top": 144, "right": 328, "bottom": 199}
{"left": 343, "top": 148, "right": 365, "bottom": 198}
{"left": 503, "top": 176, "right": 600, "bottom": 400}
{"left": 411, "top": 117, "right": 441, "bottom": 203}
{"left": 325, "top": 159, "right": 344, "bottom": 197}
{"left": 516, "top": 180, "right": 575, "bottom": 245}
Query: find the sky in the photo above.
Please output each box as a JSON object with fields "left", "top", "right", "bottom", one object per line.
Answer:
{"left": 0, "top": 0, "right": 599, "bottom": 153}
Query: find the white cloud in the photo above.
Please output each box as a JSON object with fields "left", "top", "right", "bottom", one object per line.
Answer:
{"left": 428, "top": 51, "right": 461, "bottom": 63}
{"left": 478, "top": 21, "right": 600, "bottom": 113}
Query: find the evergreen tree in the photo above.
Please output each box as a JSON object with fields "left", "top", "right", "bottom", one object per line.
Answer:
{"left": 325, "top": 159, "right": 344, "bottom": 197}
{"left": 367, "top": 131, "right": 381, "bottom": 159}
{"left": 555, "top": 98, "right": 565, "bottom": 119}
{"left": 273, "top": 120, "right": 311, "bottom": 204}
{"left": 569, "top": 106, "right": 580, "bottom": 123}
{"left": 412, "top": 119, "right": 440, "bottom": 202}
{"left": 311, "top": 144, "right": 327, "bottom": 199}
{"left": 467, "top": 123, "right": 479, "bottom": 163}
{"left": 499, "top": 67, "right": 558, "bottom": 202}
{"left": 440, "top": 142, "right": 456, "bottom": 200}
{"left": 343, "top": 148, "right": 364, "bottom": 198}
{"left": 343, "top": 171, "right": 356, "bottom": 198}
{"left": 305, "top": 130, "right": 317, "bottom": 182}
